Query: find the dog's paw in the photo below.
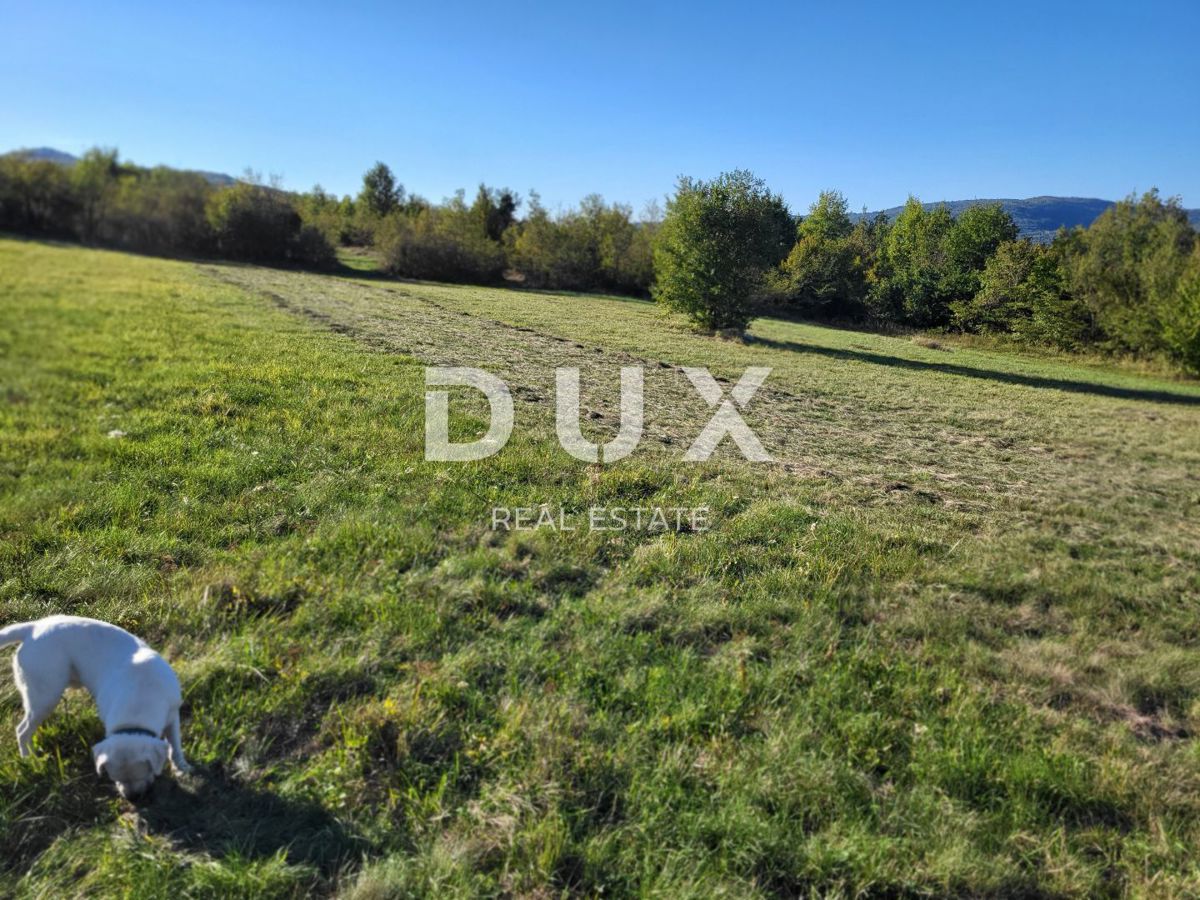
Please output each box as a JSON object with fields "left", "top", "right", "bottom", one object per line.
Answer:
{"left": 173, "top": 762, "right": 193, "bottom": 775}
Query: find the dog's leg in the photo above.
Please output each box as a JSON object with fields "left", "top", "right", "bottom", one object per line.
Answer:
{"left": 13, "top": 657, "right": 36, "bottom": 757}
{"left": 16, "top": 715, "right": 35, "bottom": 757}
{"left": 165, "top": 710, "right": 191, "bottom": 773}
{"left": 13, "top": 655, "right": 67, "bottom": 758}
{"left": 16, "top": 695, "right": 58, "bottom": 758}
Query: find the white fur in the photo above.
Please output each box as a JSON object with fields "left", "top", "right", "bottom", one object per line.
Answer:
{"left": 1, "top": 615, "right": 190, "bottom": 797}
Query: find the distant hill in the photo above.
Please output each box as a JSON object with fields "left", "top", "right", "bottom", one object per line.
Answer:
{"left": 854, "top": 196, "right": 1200, "bottom": 242}
{"left": 8, "top": 147, "right": 237, "bottom": 187}
{"left": 187, "top": 169, "right": 237, "bottom": 187}
{"left": 18, "top": 146, "right": 79, "bottom": 166}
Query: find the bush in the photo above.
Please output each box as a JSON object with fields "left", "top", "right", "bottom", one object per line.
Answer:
{"left": 206, "top": 180, "right": 335, "bottom": 267}
{"left": 293, "top": 224, "right": 338, "bottom": 269}
{"left": 0, "top": 155, "right": 78, "bottom": 236}
{"left": 870, "top": 198, "right": 956, "bottom": 327}
{"left": 71, "top": 148, "right": 121, "bottom": 242}
{"left": 941, "top": 203, "right": 1020, "bottom": 302}
{"left": 950, "top": 232, "right": 1109, "bottom": 350}
{"left": 509, "top": 195, "right": 654, "bottom": 295}
{"left": 470, "top": 185, "right": 519, "bottom": 243}
{"left": 653, "top": 170, "right": 792, "bottom": 332}
{"left": 102, "top": 167, "right": 215, "bottom": 256}
{"left": 1021, "top": 233, "right": 1100, "bottom": 349}
{"left": 296, "top": 186, "right": 359, "bottom": 247}
{"left": 952, "top": 239, "right": 1043, "bottom": 333}
{"left": 768, "top": 234, "right": 864, "bottom": 318}
{"left": 766, "top": 191, "right": 869, "bottom": 319}
{"left": 870, "top": 200, "right": 1019, "bottom": 328}
{"left": 1061, "top": 190, "right": 1195, "bottom": 354}
{"left": 377, "top": 204, "right": 505, "bottom": 285}
{"left": 1160, "top": 243, "right": 1200, "bottom": 373}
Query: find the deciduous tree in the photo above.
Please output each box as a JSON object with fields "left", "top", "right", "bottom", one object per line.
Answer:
{"left": 653, "top": 170, "right": 792, "bottom": 332}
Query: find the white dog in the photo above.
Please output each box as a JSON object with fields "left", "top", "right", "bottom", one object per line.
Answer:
{"left": 1, "top": 615, "right": 190, "bottom": 797}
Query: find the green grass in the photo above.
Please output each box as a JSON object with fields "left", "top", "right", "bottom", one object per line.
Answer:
{"left": 2, "top": 236, "right": 1200, "bottom": 897}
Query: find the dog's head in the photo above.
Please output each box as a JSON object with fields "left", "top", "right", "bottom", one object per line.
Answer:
{"left": 92, "top": 734, "right": 169, "bottom": 798}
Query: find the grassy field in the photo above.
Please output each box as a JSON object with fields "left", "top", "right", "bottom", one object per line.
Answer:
{"left": 2, "top": 236, "right": 1200, "bottom": 897}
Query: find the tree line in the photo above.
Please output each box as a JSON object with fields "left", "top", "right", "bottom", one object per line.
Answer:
{"left": 656, "top": 171, "right": 1200, "bottom": 373}
{"left": 2, "top": 151, "right": 1197, "bottom": 373}
{"left": 0, "top": 149, "right": 336, "bottom": 267}
{"left": 0, "top": 151, "right": 658, "bottom": 294}
{"left": 343, "top": 162, "right": 657, "bottom": 294}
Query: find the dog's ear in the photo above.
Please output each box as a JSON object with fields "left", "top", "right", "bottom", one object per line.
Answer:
{"left": 150, "top": 740, "right": 169, "bottom": 775}
{"left": 92, "top": 738, "right": 113, "bottom": 778}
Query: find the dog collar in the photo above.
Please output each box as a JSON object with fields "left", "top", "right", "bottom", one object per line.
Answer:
{"left": 110, "top": 727, "right": 160, "bottom": 739}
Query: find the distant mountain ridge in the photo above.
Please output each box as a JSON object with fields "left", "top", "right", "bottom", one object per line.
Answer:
{"left": 10, "top": 147, "right": 237, "bottom": 187}
{"left": 17, "top": 147, "right": 79, "bottom": 167}
{"left": 854, "top": 195, "right": 1200, "bottom": 242}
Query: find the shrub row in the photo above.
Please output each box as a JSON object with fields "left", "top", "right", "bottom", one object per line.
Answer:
{"left": 0, "top": 149, "right": 335, "bottom": 267}
{"left": 653, "top": 173, "right": 1200, "bottom": 373}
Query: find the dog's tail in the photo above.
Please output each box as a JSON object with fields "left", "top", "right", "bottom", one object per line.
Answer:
{"left": 0, "top": 622, "right": 34, "bottom": 650}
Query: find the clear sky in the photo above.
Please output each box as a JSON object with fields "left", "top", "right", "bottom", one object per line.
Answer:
{"left": 3, "top": 0, "right": 1197, "bottom": 215}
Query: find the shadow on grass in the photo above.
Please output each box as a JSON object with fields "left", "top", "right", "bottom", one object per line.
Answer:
{"left": 138, "top": 763, "right": 373, "bottom": 878}
{"left": 750, "top": 335, "right": 1200, "bottom": 406}
{"left": 0, "top": 769, "right": 112, "bottom": 877}
{"left": 0, "top": 762, "right": 372, "bottom": 879}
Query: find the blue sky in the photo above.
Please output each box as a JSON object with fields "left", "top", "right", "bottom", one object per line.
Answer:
{"left": 3, "top": 0, "right": 1198, "bottom": 215}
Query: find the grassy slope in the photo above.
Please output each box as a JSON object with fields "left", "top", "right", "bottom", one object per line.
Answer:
{"left": 1, "top": 237, "right": 1200, "bottom": 897}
